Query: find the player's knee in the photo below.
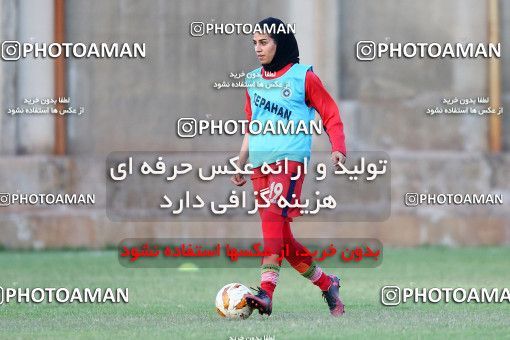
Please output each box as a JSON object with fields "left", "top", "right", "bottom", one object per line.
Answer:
{"left": 263, "top": 253, "right": 281, "bottom": 266}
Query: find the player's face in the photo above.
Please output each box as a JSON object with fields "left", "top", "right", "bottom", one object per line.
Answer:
{"left": 253, "top": 33, "right": 276, "bottom": 65}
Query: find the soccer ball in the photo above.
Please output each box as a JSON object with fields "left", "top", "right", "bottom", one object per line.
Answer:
{"left": 215, "top": 283, "right": 253, "bottom": 319}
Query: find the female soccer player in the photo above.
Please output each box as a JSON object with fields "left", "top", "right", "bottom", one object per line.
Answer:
{"left": 231, "top": 17, "right": 346, "bottom": 317}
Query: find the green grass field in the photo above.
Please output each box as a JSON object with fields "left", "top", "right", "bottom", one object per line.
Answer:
{"left": 0, "top": 247, "right": 509, "bottom": 339}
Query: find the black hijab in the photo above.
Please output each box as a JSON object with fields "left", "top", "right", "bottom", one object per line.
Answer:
{"left": 257, "top": 17, "right": 299, "bottom": 72}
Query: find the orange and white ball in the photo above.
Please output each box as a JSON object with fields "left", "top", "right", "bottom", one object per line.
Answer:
{"left": 215, "top": 283, "right": 253, "bottom": 319}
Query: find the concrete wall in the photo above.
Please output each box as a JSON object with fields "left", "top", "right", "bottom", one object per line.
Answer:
{"left": 0, "top": 0, "right": 17, "bottom": 154}
{"left": 502, "top": 0, "right": 510, "bottom": 149}
{"left": 0, "top": 0, "right": 508, "bottom": 248}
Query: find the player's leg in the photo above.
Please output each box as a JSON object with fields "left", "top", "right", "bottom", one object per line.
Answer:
{"left": 271, "top": 160, "right": 345, "bottom": 316}
{"left": 282, "top": 220, "right": 345, "bottom": 316}
{"left": 245, "top": 209, "right": 286, "bottom": 316}
{"left": 282, "top": 220, "right": 331, "bottom": 290}
{"left": 259, "top": 209, "right": 285, "bottom": 299}
{"left": 245, "top": 176, "right": 286, "bottom": 315}
{"left": 245, "top": 161, "right": 304, "bottom": 315}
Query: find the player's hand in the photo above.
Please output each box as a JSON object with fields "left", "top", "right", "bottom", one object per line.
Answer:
{"left": 331, "top": 151, "right": 346, "bottom": 171}
{"left": 231, "top": 173, "right": 247, "bottom": 186}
